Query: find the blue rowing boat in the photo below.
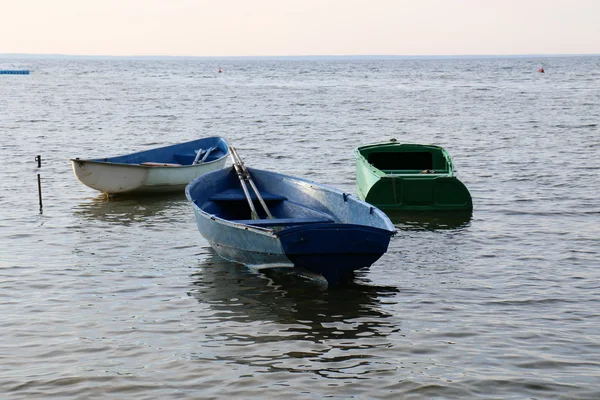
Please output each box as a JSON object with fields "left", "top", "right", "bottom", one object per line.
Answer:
{"left": 185, "top": 148, "right": 396, "bottom": 285}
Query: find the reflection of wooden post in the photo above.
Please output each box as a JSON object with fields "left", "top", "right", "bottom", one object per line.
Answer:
{"left": 35, "top": 155, "right": 43, "bottom": 212}
{"left": 37, "top": 174, "right": 43, "bottom": 211}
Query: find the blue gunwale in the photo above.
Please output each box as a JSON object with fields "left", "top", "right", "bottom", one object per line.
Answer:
{"left": 86, "top": 137, "right": 228, "bottom": 166}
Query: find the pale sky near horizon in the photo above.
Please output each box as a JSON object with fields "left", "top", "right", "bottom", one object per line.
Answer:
{"left": 1, "top": 0, "right": 598, "bottom": 57}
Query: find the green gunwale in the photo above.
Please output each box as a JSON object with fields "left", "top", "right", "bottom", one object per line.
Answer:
{"left": 355, "top": 141, "right": 473, "bottom": 212}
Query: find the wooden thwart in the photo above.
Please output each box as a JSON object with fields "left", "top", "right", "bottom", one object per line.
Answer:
{"left": 231, "top": 217, "right": 333, "bottom": 227}
{"left": 141, "top": 162, "right": 182, "bottom": 167}
{"left": 209, "top": 188, "right": 287, "bottom": 202}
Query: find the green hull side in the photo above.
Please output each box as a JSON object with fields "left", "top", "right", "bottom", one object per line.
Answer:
{"left": 361, "top": 175, "right": 472, "bottom": 211}
{"left": 355, "top": 153, "right": 384, "bottom": 202}
{"left": 355, "top": 144, "right": 473, "bottom": 212}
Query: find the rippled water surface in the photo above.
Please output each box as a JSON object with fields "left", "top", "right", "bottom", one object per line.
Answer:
{"left": 1, "top": 56, "right": 600, "bottom": 399}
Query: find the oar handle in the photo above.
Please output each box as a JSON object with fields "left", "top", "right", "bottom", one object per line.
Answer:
{"left": 193, "top": 148, "right": 205, "bottom": 164}
{"left": 229, "top": 148, "right": 259, "bottom": 219}
{"left": 230, "top": 147, "right": 274, "bottom": 219}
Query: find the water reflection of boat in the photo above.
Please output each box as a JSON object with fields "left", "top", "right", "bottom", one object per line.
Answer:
{"left": 186, "top": 249, "right": 403, "bottom": 380}
{"left": 388, "top": 210, "right": 472, "bottom": 231}
{"left": 72, "top": 192, "right": 188, "bottom": 225}
{"left": 189, "top": 249, "right": 400, "bottom": 339}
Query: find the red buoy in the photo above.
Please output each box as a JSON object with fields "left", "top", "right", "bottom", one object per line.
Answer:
{"left": 537, "top": 67, "right": 545, "bottom": 73}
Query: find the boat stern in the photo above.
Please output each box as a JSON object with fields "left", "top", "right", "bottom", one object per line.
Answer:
{"left": 278, "top": 223, "right": 394, "bottom": 284}
{"left": 71, "top": 159, "right": 149, "bottom": 194}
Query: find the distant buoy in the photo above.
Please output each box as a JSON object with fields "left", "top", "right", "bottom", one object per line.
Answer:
{"left": 218, "top": 68, "right": 222, "bottom": 73}
{"left": 537, "top": 67, "right": 545, "bottom": 73}
{"left": 0, "top": 70, "right": 30, "bottom": 75}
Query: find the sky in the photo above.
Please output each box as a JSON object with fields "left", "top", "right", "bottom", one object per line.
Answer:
{"left": 1, "top": 0, "right": 599, "bottom": 57}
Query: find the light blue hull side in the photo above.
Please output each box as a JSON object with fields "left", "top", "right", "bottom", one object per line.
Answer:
{"left": 191, "top": 207, "right": 292, "bottom": 266}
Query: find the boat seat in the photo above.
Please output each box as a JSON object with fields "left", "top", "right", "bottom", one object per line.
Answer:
{"left": 141, "top": 162, "right": 182, "bottom": 167}
{"left": 231, "top": 217, "right": 334, "bottom": 227}
{"left": 210, "top": 188, "right": 287, "bottom": 202}
{"left": 173, "top": 153, "right": 197, "bottom": 165}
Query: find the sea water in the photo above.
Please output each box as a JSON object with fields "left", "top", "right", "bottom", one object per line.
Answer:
{"left": 1, "top": 56, "right": 599, "bottom": 399}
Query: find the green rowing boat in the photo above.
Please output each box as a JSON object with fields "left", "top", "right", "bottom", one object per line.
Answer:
{"left": 355, "top": 140, "right": 472, "bottom": 212}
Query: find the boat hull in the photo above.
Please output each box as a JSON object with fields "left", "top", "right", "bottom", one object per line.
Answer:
{"left": 186, "top": 167, "right": 396, "bottom": 285}
{"left": 355, "top": 142, "right": 472, "bottom": 212}
{"left": 71, "top": 137, "right": 228, "bottom": 195}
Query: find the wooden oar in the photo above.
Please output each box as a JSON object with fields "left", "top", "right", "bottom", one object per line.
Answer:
{"left": 229, "top": 148, "right": 259, "bottom": 220}
{"left": 193, "top": 149, "right": 205, "bottom": 165}
{"left": 230, "top": 147, "right": 274, "bottom": 220}
{"left": 200, "top": 146, "right": 216, "bottom": 163}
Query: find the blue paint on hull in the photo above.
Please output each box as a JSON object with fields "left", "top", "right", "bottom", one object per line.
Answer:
{"left": 191, "top": 207, "right": 290, "bottom": 266}
{"left": 279, "top": 223, "right": 393, "bottom": 284}
{"left": 80, "top": 136, "right": 229, "bottom": 166}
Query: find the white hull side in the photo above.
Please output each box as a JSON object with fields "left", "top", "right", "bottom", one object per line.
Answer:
{"left": 71, "top": 158, "right": 227, "bottom": 194}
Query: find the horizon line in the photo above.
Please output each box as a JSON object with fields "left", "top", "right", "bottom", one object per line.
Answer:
{"left": 1, "top": 53, "right": 599, "bottom": 60}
